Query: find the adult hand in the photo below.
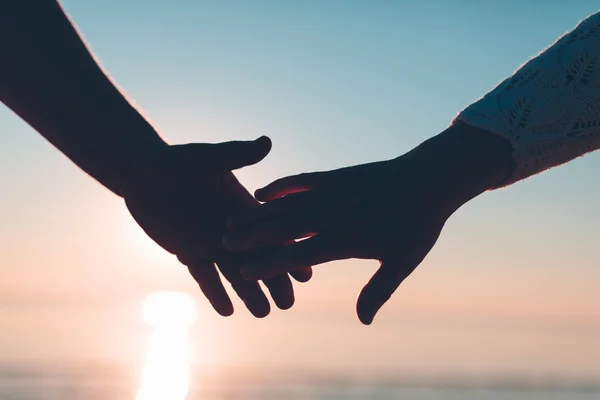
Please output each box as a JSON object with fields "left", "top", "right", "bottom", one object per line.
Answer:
{"left": 223, "top": 124, "right": 514, "bottom": 324}
{"left": 224, "top": 158, "right": 445, "bottom": 324}
{"left": 121, "top": 136, "right": 312, "bottom": 318}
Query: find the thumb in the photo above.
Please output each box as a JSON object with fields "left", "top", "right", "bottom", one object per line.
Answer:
{"left": 171, "top": 136, "right": 272, "bottom": 171}
{"left": 356, "top": 259, "right": 412, "bottom": 325}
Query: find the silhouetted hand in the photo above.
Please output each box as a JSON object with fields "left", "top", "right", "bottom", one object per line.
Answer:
{"left": 223, "top": 123, "right": 515, "bottom": 325}
{"left": 223, "top": 157, "right": 451, "bottom": 324}
{"left": 121, "top": 136, "right": 312, "bottom": 318}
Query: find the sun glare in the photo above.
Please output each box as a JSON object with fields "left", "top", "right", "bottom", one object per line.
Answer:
{"left": 137, "top": 291, "right": 197, "bottom": 400}
{"left": 142, "top": 291, "right": 197, "bottom": 328}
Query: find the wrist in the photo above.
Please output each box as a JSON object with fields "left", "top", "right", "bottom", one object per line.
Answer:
{"left": 405, "top": 121, "right": 515, "bottom": 215}
{"left": 115, "top": 124, "right": 170, "bottom": 198}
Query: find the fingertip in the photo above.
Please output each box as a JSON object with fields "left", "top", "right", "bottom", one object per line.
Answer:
{"left": 357, "top": 307, "right": 374, "bottom": 325}
{"left": 272, "top": 291, "right": 295, "bottom": 311}
{"left": 221, "top": 308, "right": 235, "bottom": 317}
{"left": 254, "top": 186, "right": 280, "bottom": 202}
{"left": 356, "top": 294, "right": 376, "bottom": 325}
{"left": 254, "top": 135, "right": 272, "bottom": 156}
{"left": 277, "top": 297, "right": 295, "bottom": 310}
{"left": 230, "top": 135, "right": 272, "bottom": 170}
{"left": 215, "top": 302, "right": 234, "bottom": 317}
{"left": 263, "top": 274, "right": 296, "bottom": 311}
{"left": 254, "top": 188, "right": 268, "bottom": 202}
{"left": 249, "top": 303, "right": 271, "bottom": 318}
{"left": 254, "top": 310, "right": 270, "bottom": 319}
{"left": 256, "top": 134, "right": 271, "bottom": 146}
{"left": 290, "top": 267, "right": 313, "bottom": 283}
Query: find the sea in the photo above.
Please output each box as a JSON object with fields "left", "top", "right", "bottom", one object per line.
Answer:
{"left": 0, "top": 365, "right": 598, "bottom": 400}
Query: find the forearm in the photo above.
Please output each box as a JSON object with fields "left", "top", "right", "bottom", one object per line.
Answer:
{"left": 0, "top": 1, "right": 168, "bottom": 196}
{"left": 403, "top": 121, "right": 514, "bottom": 216}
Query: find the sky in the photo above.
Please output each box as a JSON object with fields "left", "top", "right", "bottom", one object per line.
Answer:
{"left": 0, "top": 0, "right": 599, "bottom": 382}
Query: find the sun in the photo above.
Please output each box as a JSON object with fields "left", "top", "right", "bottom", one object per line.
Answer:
{"left": 142, "top": 291, "right": 197, "bottom": 328}
{"left": 137, "top": 291, "right": 197, "bottom": 400}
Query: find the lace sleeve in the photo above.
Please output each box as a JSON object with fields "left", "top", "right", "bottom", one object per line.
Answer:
{"left": 453, "top": 11, "right": 600, "bottom": 188}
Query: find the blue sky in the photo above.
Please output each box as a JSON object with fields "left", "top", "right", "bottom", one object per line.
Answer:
{"left": 0, "top": 0, "right": 599, "bottom": 378}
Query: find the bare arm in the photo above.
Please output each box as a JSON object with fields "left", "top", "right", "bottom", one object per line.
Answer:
{"left": 0, "top": 0, "right": 167, "bottom": 196}
{"left": 0, "top": 0, "right": 312, "bottom": 317}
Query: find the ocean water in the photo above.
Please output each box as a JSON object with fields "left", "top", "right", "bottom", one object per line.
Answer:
{"left": 1, "top": 385, "right": 598, "bottom": 400}
{"left": 0, "top": 367, "right": 598, "bottom": 400}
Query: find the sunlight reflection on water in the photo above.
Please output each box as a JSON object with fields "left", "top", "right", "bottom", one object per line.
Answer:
{"left": 136, "top": 291, "right": 196, "bottom": 400}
